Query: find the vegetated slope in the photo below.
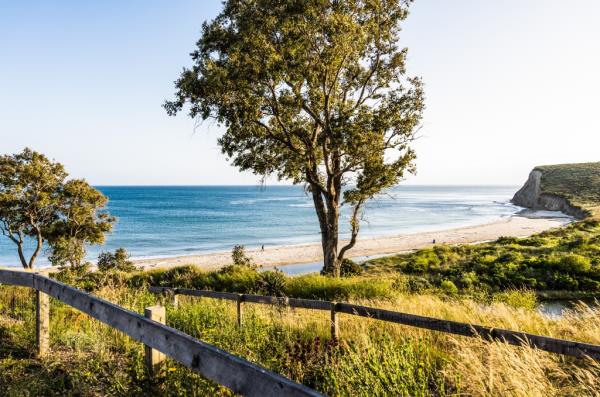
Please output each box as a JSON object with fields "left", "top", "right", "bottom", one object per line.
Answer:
{"left": 513, "top": 162, "right": 600, "bottom": 218}
{"left": 364, "top": 220, "right": 600, "bottom": 297}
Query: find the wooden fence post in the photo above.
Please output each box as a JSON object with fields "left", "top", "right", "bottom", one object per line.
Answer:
{"left": 171, "top": 292, "right": 179, "bottom": 308}
{"left": 144, "top": 305, "right": 166, "bottom": 375}
{"left": 330, "top": 302, "right": 339, "bottom": 342}
{"left": 36, "top": 290, "right": 50, "bottom": 357}
{"left": 237, "top": 294, "right": 244, "bottom": 327}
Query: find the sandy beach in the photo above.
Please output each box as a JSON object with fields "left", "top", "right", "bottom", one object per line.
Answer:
{"left": 134, "top": 215, "right": 570, "bottom": 272}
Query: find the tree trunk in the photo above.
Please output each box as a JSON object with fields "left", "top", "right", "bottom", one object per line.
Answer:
{"left": 16, "top": 242, "right": 29, "bottom": 269}
{"left": 322, "top": 236, "right": 340, "bottom": 277}
{"left": 28, "top": 231, "right": 43, "bottom": 269}
{"left": 310, "top": 182, "right": 343, "bottom": 277}
{"left": 322, "top": 201, "right": 341, "bottom": 277}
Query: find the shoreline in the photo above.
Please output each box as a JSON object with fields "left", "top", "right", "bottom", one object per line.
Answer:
{"left": 134, "top": 214, "right": 570, "bottom": 272}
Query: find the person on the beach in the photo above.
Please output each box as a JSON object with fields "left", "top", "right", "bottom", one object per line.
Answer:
{"left": 261, "top": 245, "right": 264, "bottom": 251}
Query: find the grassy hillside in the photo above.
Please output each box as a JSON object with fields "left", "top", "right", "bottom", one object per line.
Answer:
{"left": 364, "top": 220, "right": 600, "bottom": 298}
{"left": 536, "top": 162, "right": 600, "bottom": 217}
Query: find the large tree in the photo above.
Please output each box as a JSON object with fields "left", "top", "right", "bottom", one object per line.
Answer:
{"left": 0, "top": 149, "right": 113, "bottom": 269}
{"left": 165, "top": 0, "right": 424, "bottom": 276}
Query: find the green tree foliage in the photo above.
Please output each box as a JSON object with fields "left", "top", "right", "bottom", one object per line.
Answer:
{"left": 165, "top": 0, "right": 424, "bottom": 276}
{"left": 0, "top": 148, "right": 67, "bottom": 268}
{"left": 47, "top": 179, "right": 114, "bottom": 268}
{"left": 231, "top": 244, "right": 255, "bottom": 268}
{"left": 0, "top": 148, "right": 114, "bottom": 269}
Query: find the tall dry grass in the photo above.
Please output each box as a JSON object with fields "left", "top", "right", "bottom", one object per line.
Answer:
{"left": 167, "top": 291, "right": 600, "bottom": 396}
{"left": 2, "top": 284, "right": 600, "bottom": 396}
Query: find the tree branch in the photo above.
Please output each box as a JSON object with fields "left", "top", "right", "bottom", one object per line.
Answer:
{"left": 338, "top": 200, "right": 364, "bottom": 260}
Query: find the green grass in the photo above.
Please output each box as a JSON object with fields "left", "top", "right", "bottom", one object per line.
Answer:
{"left": 535, "top": 162, "right": 600, "bottom": 217}
{"left": 56, "top": 263, "right": 403, "bottom": 302}
{"left": 4, "top": 283, "right": 600, "bottom": 396}
{"left": 0, "top": 286, "right": 456, "bottom": 396}
{"left": 364, "top": 220, "right": 600, "bottom": 297}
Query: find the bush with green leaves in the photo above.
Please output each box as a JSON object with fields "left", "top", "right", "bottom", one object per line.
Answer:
{"left": 231, "top": 245, "right": 256, "bottom": 268}
{"left": 257, "top": 269, "right": 287, "bottom": 296}
{"left": 440, "top": 280, "right": 458, "bottom": 295}
{"left": 492, "top": 289, "right": 537, "bottom": 310}
{"left": 340, "top": 259, "right": 363, "bottom": 277}
{"left": 97, "top": 248, "right": 136, "bottom": 272}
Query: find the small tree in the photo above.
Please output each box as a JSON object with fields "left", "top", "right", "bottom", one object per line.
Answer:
{"left": 0, "top": 148, "right": 114, "bottom": 269}
{"left": 165, "top": 0, "right": 424, "bottom": 276}
{"left": 47, "top": 179, "right": 115, "bottom": 268}
{"left": 231, "top": 244, "right": 255, "bottom": 268}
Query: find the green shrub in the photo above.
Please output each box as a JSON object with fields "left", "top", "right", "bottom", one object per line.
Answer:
{"left": 560, "top": 254, "right": 592, "bottom": 273}
{"left": 54, "top": 262, "right": 92, "bottom": 285}
{"left": 406, "top": 249, "right": 441, "bottom": 272}
{"left": 340, "top": 258, "right": 363, "bottom": 277}
{"left": 407, "top": 277, "right": 431, "bottom": 293}
{"left": 440, "top": 280, "right": 458, "bottom": 295}
{"left": 579, "top": 278, "right": 600, "bottom": 291}
{"left": 203, "top": 265, "right": 260, "bottom": 293}
{"left": 497, "top": 236, "right": 519, "bottom": 245}
{"left": 551, "top": 272, "right": 579, "bottom": 290}
{"left": 391, "top": 276, "right": 409, "bottom": 292}
{"left": 492, "top": 289, "right": 537, "bottom": 310}
{"left": 257, "top": 269, "right": 287, "bottom": 296}
{"left": 457, "top": 272, "right": 478, "bottom": 289}
{"left": 516, "top": 236, "right": 546, "bottom": 247}
{"left": 97, "top": 248, "right": 136, "bottom": 272}
{"left": 286, "top": 275, "right": 396, "bottom": 301}
{"left": 54, "top": 268, "right": 130, "bottom": 292}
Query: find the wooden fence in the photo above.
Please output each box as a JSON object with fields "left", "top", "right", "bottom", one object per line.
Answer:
{"left": 0, "top": 270, "right": 323, "bottom": 397}
{"left": 149, "top": 286, "right": 600, "bottom": 361}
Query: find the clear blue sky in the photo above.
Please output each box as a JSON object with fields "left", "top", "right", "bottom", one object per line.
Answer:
{"left": 1, "top": 1, "right": 598, "bottom": 185}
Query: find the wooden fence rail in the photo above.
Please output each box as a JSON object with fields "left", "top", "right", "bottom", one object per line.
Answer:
{"left": 0, "top": 270, "right": 323, "bottom": 397}
{"left": 149, "top": 286, "right": 600, "bottom": 361}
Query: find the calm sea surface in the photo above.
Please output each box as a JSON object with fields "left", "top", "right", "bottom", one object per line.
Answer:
{"left": 0, "top": 185, "right": 522, "bottom": 268}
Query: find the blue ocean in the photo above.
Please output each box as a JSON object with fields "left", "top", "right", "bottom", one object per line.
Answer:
{"left": 0, "top": 185, "right": 522, "bottom": 268}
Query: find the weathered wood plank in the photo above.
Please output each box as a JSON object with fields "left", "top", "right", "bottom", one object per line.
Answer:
{"left": 287, "top": 298, "right": 332, "bottom": 311}
{"left": 244, "top": 294, "right": 288, "bottom": 305}
{"left": 177, "top": 288, "right": 240, "bottom": 301}
{"left": 150, "top": 287, "right": 333, "bottom": 311}
{"left": 148, "top": 286, "right": 172, "bottom": 295}
{"left": 36, "top": 290, "right": 50, "bottom": 357}
{"left": 330, "top": 303, "right": 339, "bottom": 341}
{"left": 0, "top": 269, "right": 34, "bottom": 287}
{"left": 237, "top": 295, "right": 243, "bottom": 327}
{"left": 29, "top": 275, "right": 321, "bottom": 397}
{"left": 144, "top": 305, "right": 166, "bottom": 375}
{"left": 164, "top": 285, "right": 600, "bottom": 360}
{"left": 337, "top": 303, "right": 600, "bottom": 360}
